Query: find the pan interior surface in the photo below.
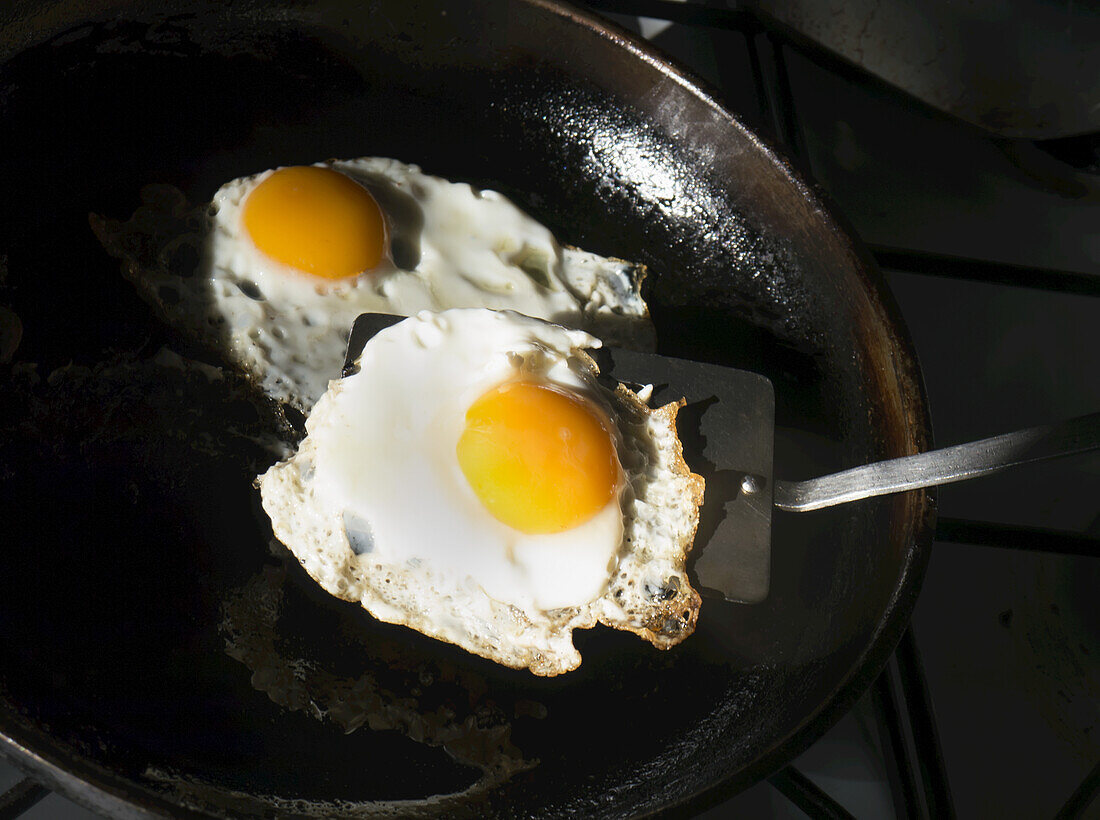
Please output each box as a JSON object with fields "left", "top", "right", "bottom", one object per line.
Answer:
{"left": 0, "top": 1, "right": 932, "bottom": 816}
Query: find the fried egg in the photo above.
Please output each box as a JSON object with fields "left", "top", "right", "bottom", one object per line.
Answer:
{"left": 258, "top": 309, "right": 703, "bottom": 676}
{"left": 91, "top": 157, "right": 654, "bottom": 413}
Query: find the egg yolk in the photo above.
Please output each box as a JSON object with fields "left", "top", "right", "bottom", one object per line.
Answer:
{"left": 456, "top": 380, "right": 619, "bottom": 535}
{"left": 242, "top": 165, "right": 385, "bottom": 279}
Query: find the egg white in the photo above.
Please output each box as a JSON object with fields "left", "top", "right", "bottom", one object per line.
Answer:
{"left": 258, "top": 309, "right": 703, "bottom": 676}
{"left": 91, "top": 157, "right": 655, "bottom": 413}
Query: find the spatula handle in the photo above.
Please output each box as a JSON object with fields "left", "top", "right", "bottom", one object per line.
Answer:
{"left": 772, "top": 412, "right": 1100, "bottom": 512}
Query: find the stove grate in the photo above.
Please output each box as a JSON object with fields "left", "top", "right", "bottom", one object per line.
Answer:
{"left": 0, "top": 778, "right": 48, "bottom": 819}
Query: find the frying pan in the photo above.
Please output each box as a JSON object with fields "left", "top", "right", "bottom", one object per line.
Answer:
{"left": 0, "top": 0, "right": 933, "bottom": 816}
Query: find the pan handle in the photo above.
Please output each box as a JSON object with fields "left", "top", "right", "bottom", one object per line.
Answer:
{"left": 772, "top": 412, "right": 1100, "bottom": 512}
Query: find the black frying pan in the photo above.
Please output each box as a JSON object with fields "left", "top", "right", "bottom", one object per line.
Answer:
{"left": 0, "top": 1, "right": 933, "bottom": 816}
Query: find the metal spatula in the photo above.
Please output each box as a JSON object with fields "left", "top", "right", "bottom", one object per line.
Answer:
{"left": 346, "top": 313, "right": 1100, "bottom": 605}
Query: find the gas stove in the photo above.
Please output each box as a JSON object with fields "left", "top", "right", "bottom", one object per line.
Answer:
{"left": 2, "top": 2, "right": 1096, "bottom": 818}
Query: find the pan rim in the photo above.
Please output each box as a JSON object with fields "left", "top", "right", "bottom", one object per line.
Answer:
{"left": 0, "top": 0, "right": 935, "bottom": 816}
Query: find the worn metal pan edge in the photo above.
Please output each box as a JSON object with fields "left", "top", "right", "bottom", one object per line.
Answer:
{"left": 0, "top": 0, "right": 934, "bottom": 816}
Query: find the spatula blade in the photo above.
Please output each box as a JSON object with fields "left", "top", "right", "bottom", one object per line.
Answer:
{"left": 344, "top": 313, "right": 775, "bottom": 604}
{"left": 598, "top": 348, "right": 774, "bottom": 603}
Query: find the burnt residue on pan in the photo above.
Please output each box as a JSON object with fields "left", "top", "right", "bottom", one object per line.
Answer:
{"left": 0, "top": 1, "right": 932, "bottom": 817}
{"left": 218, "top": 563, "right": 537, "bottom": 789}
{"left": 144, "top": 561, "right": 541, "bottom": 818}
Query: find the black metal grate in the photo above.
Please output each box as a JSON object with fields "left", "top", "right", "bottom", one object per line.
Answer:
{"left": 3, "top": 1, "right": 1097, "bottom": 817}
{"left": 0, "top": 778, "right": 48, "bottom": 820}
